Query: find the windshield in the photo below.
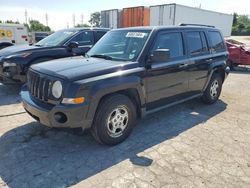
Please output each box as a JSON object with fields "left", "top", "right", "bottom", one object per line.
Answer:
{"left": 87, "top": 30, "right": 151, "bottom": 61}
{"left": 35, "top": 30, "right": 77, "bottom": 47}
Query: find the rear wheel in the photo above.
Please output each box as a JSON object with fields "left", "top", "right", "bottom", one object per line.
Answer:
{"left": 202, "top": 74, "right": 222, "bottom": 104}
{"left": 91, "top": 94, "right": 137, "bottom": 145}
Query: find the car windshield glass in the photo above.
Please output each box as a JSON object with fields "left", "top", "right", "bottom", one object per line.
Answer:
{"left": 87, "top": 30, "right": 151, "bottom": 61}
{"left": 35, "top": 30, "right": 77, "bottom": 47}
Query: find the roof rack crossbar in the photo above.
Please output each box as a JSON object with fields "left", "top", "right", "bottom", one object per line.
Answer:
{"left": 179, "top": 23, "right": 215, "bottom": 28}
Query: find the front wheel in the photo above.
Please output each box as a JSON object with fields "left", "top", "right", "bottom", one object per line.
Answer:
{"left": 91, "top": 94, "right": 137, "bottom": 145}
{"left": 202, "top": 74, "right": 222, "bottom": 104}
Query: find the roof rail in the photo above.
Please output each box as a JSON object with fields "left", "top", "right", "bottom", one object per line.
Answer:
{"left": 179, "top": 23, "right": 215, "bottom": 28}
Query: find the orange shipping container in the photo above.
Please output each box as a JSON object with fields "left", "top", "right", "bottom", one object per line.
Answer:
{"left": 122, "top": 6, "right": 150, "bottom": 27}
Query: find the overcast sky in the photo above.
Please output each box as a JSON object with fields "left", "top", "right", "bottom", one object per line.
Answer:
{"left": 0, "top": 0, "right": 249, "bottom": 30}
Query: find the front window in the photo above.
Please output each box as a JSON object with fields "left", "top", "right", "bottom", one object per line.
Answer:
{"left": 87, "top": 30, "right": 151, "bottom": 61}
{"left": 35, "top": 30, "right": 78, "bottom": 47}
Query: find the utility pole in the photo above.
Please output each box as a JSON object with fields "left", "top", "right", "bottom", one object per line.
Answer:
{"left": 25, "top": 9, "right": 28, "bottom": 24}
{"left": 45, "top": 13, "right": 48, "bottom": 26}
{"left": 80, "top": 14, "right": 84, "bottom": 25}
{"left": 72, "top": 14, "right": 75, "bottom": 27}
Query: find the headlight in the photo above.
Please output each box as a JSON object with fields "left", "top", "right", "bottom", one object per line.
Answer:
{"left": 3, "top": 62, "right": 16, "bottom": 67}
{"left": 52, "top": 81, "right": 63, "bottom": 99}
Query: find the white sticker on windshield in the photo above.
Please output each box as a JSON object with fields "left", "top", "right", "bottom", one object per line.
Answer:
{"left": 126, "top": 32, "right": 147, "bottom": 38}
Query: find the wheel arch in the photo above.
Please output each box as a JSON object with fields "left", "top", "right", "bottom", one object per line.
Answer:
{"left": 85, "top": 76, "right": 146, "bottom": 123}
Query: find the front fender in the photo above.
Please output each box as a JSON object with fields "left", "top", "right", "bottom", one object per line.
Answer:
{"left": 85, "top": 75, "right": 146, "bottom": 121}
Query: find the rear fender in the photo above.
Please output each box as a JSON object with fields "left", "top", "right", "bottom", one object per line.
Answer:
{"left": 202, "top": 60, "right": 228, "bottom": 92}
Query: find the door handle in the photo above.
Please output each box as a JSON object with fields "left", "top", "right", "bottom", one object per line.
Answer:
{"left": 206, "top": 59, "right": 213, "bottom": 63}
{"left": 179, "top": 63, "right": 188, "bottom": 68}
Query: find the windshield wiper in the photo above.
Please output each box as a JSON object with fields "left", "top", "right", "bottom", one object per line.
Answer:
{"left": 90, "top": 54, "right": 113, "bottom": 60}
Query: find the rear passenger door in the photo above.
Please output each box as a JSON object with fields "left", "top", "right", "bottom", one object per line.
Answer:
{"left": 145, "top": 31, "right": 189, "bottom": 109}
{"left": 185, "top": 31, "right": 211, "bottom": 94}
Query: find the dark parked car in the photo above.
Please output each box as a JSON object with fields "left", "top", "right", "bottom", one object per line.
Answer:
{"left": 21, "top": 25, "right": 230, "bottom": 145}
{"left": 0, "top": 28, "right": 109, "bottom": 83}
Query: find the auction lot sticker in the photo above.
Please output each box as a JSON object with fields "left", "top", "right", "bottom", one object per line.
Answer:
{"left": 126, "top": 32, "right": 147, "bottom": 38}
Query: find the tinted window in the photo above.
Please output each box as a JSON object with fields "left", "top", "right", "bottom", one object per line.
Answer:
{"left": 187, "top": 32, "right": 208, "bottom": 55}
{"left": 208, "top": 31, "right": 225, "bottom": 52}
{"left": 70, "top": 31, "right": 94, "bottom": 45}
{"left": 95, "top": 31, "right": 107, "bottom": 41}
{"left": 152, "top": 32, "right": 184, "bottom": 59}
{"left": 200, "top": 32, "right": 208, "bottom": 52}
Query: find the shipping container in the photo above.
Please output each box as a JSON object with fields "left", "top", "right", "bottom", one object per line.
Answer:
{"left": 150, "top": 4, "right": 234, "bottom": 36}
{"left": 101, "top": 9, "right": 122, "bottom": 29}
{"left": 122, "top": 6, "right": 150, "bottom": 27}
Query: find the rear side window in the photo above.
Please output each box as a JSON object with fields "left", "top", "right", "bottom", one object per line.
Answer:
{"left": 70, "top": 31, "right": 94, "bottom": 45}
{"left": 208, "top": 31, "right": 225, "bottom": 52}
{"left": 95, "top": 31, "right": 107, "bottom": 41}
{"left": 186, "top": 31, "right": 208, "bottom": 56}
{"left": 152, "top": 32, "right": 184, "bottom": 59}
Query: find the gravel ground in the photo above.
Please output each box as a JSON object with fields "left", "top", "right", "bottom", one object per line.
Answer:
{"left": 0, "top": 71, "right": 250, "bottom": 188}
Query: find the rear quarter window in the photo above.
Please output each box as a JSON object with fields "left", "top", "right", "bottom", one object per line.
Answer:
{"left": 208, "top": 31, "right": 225, "bottom": 52}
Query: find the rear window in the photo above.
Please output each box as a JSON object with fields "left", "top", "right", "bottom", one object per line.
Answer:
{"left": 95, "top": 31, "right": 107, "bottom": 41}
{"left": 186, "top": 31, "right": 208, "bottom": 56}
{"left": 208, "top": 31, "right": 225, "bottom": 52}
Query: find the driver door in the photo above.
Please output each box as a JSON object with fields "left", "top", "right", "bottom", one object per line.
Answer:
{"left": 145, "top": 31, "right": 190, "bottom": 109}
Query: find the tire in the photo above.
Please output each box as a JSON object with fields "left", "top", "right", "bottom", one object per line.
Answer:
{"left": 91, "top": 94, "right": 137, "bottom": 145}
{"left": 202, "top": 73, "right": 222, "bottom": 104}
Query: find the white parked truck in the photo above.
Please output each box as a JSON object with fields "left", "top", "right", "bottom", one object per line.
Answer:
{"left": 0, "top": 23, "right": 29, "bottom": 49}
{"left": 150, "top": 4, "right": 234, "bottom": 37}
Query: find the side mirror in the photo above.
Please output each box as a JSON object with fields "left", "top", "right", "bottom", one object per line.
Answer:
{"left": 68, "top": 41, "right": 79, "bottom": 49}
{"left": 149, "top": 49, "right": 170, "bottom": 63}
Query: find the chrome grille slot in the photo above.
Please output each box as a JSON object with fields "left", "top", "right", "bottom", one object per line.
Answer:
{"left": 27, "top": 70, "right": 52, "bottom": 102}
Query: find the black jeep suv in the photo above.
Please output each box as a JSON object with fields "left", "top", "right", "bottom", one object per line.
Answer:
{"left": 21, "top": 25, "right": 230, "bottom": 145}
{"left": 0, "top": 28, "right": 109, "bottom": 83}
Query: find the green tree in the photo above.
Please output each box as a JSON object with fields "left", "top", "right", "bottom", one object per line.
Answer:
{"left": 89, "top": 12, "right": 100, "bottom": 27}
{"left": 232, "top": 14, "right": 250, "bottom": 36}
{"left": 233, "top": 13, "right": 238, "bottom": 25}
{"left": 5, "top": 20, "right": 20, "bottom": 24}
{"left": 75, "top": 23, "right": 90, "bottom": 28}
{"left": 29, "top": 20, "right": 51, "bottom": 32}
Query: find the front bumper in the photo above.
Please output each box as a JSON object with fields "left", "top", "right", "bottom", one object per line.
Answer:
{"left": 0, "top": 63, "right": 26, "bottom": 83}
{"left": 21, "top": 86, "right": 92, "bottom": 129}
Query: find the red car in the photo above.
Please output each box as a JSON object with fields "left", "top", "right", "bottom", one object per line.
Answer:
{"left": 226, "top": 39, "right": 250, "bottom": 69}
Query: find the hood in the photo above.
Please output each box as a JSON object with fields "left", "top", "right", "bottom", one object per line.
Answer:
{"left": 0, "top": 44, "right": 39, "bottom": 58}
{"left": 243, "top": 44, "right": 250, "bottom": 52}
{"left": 31, "top": 56, "right": 136, "bottom": 81}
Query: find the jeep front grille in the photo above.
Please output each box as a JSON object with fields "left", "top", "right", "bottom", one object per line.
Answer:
{"left": 27, "top": 70, "right": 52, "bottom": 102}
